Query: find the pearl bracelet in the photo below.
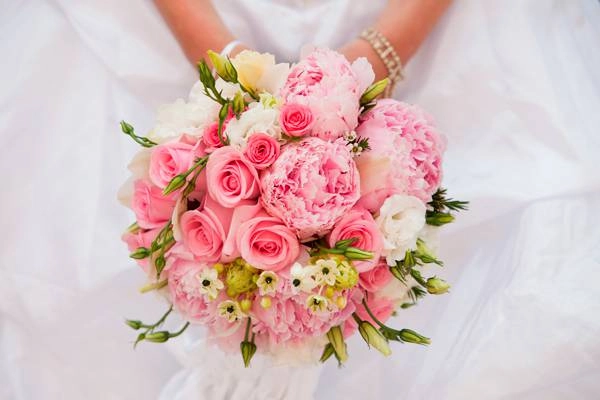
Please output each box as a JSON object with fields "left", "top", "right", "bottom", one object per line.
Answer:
{"left": 359, "top": 28, "right": 404, "bottom": 97}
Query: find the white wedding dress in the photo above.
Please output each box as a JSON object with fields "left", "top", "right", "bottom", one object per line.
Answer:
{"left": 1, "top": 0, "right": 600, "bottom": 399}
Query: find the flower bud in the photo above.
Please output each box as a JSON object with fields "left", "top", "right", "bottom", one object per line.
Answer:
{"left": 399, "top": 329, "right": 431, "bottom": 345}
{"left": 326, "top": 326, "right": 348, "bottom": 364}
{"left": 358, "top": 320, "right": 391, "bottom": 356}
{"left": 335, "top": 296, "right": 347, "bottom": 309}
{"left": 226, "top": 262, "right": 258, "bottom": 297}
{"left": 144, "top": 331, "right": 170, "bottom": 343}
{"left": 125, "top": 319, "right": 142, "bottom": 330}
{"left": 120, "top": 120, "right": 134, "bottom": 135}
{"left": 319, "top": 343, "right": 335, "bottom": 363}
{"left": 416, "top": 239, "right": 442, "bottom": 265}
{"left": 426, "top": 212, "right": 455, "bottom": 226}
{"left": 207, "top": 50, "right": 237, "bottom": 82}
{"left": 240, "top": 340, "right": 257, "bottom": 368}
{"left": 360, "top": 78, "right": 389, "bottom": 105}
{"left": 240, "top": 299, "right": 252, "bottom": 312}
{"left": 232, "top": 91, "right": 245, "bottom": 116}
{"left": 163, "top": 174, "right": 187, "bottom": 195}
{"left": 129, "top": 247, "right": 150, "bottom": 260}
{"left": 344, "top": 247, "right": 374, "bottom": 260}
{"left": 426, "top": 277, "right": 450, "bottom": 295}
{"left": 260, "top": 296, "right": 272, "bottom": 309}
{"left": 333, "top": 237, "right": 357, "bottom": 250}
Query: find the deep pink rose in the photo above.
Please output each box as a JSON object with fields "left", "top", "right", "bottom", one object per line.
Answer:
{"left": 356, "top": 99, "right": 446, "bottom": 210}
{"left": 121, "top": 227, "right": 161, "bottom": 273}
{"left": 243, "top": 133, "right": 280, "bottom": 170}
{"left": 279, "top": 103, "right": 314, "bottom": 137}
{"left": 131, "top": 179, "right": 177, "bottom": 229}
{"left": 167, "top": 258, "right": 218, "bottom": 323}
{"left": 206, "top": 146, "right": 260, "bottom": 208}
{"left": 359, "top": 260, "right": 393, "bottom": 292}
{"left": 179, "top": 195, "right": 234, "bottom": 263}
{"left": 327, "top": 207, "right": 383, "bottom": 272}
{"left": 202, "top": 122, "right": 228, "bottom": 153}
{"left": 261, "top": 137, "right": 360, "bottom": 240}
{"left": 236, "top": 212, "right": 300, "bottom": 271}
{"left": 149, "top": 137, "right": 197, "bottom": 189}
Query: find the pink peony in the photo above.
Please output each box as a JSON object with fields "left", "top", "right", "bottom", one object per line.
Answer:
{"left": 167, "top": 258, "right": 218, "bottom": 323}
{"left": 148, "top": 136, "right": 197, "bottom": 189}
{"left": 243, "top": 133, "right": 280, "bottom": 170}
{"left": 131, "top": 179, "right": 177, "bottom": 229}
{"left": 359, "top": 260, "right": 393, "bottom": 292}
{"left": 179, "top": 195, "right": 233, "bottom": 263}
{"left": 205, "top": 146, "right": 260, "bottom": 208}
{"left": 261, "top": 137, "right": 360, "bottom": 240}
{"left": 327, "top": 207, "right": 383, "bottom": 272}
{"left": 236, "top": 212, "right": 300, "bottom": 271}
{"left": 280, "top": 47, "right": 374, "bottom": 140}
{"left": 356, "top": 99, "right": 446, "bottom": 210}
{"left": 279, "top": 103, "right": 314, "bottom": 137}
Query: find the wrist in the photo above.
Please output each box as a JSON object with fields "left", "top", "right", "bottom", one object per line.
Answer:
{"left": 339, "top": 39, "right": 387, "bottom": 81}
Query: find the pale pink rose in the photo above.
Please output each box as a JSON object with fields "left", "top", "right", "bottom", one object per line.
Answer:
{"left": 205, "top": 146, "right": 260, "bottom": 208}
{"left": 148, "top": 136, "right": 197, "bottom": 189}
{"left": 167, "top": 258, "right": 218, "bottom": 323}
{"left": 236, "top": 212, "right": 300, "bottom": 271}
{"left": 280, "top": 47, "right": 373, "bottom": 140}
{"left": 243, "top": 133, "right": 280, "bottom": 170}
{"left": 279, "top": 103, "right": 314, "bottom": 137}
{"left": 131, "top": 179, "right": 177, "bottom": 229}
{"left": 261, "top": 137, "right": 360, "bottom": 240}
{"left": 202, "top": 122, "right": 228, "bottom": 153}
{"left": 359, "top": 260, "right": 393, "bottom": 292}
{"left": 356, "top": 99, "right": 446, "bottom": 210}
{"left": 121, "top": 227, "right": 161, "bottom": 273}
{"left": 327, "top": 207, "right": 383, "bottom": 272}
{"left": 179, "top": 195, "right": 234, "bottom": 263}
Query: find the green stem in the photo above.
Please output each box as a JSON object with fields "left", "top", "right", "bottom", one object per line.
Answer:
{"left": 139, "top": 279, "right": 168, "bottom": 294}
{"left": 351, "top": 312, "right": 362, "bottom": 325}
{"left": 169, "top": 322, "right": 190, "bottom": 338}
{"left": 244, "top": 317, "right": 252, "bottom": 342}
{"left": 361, "top": 299, "right": 387, "bottom": 329}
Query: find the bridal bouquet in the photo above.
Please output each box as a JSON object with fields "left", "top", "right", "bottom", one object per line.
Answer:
{"left": 119, "top": 47, "right": 466, "bottom": 366}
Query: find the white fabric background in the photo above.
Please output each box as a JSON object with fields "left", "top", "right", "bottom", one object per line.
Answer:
{"left": 1, "top": 0, "right": 599, "bottom": 399}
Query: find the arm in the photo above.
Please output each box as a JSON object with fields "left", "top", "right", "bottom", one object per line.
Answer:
{"left": 340, "top": 0, "right": 453, "bottom": 81}
{"left": 154, "top": 0, "right": 245, "bottom": 64}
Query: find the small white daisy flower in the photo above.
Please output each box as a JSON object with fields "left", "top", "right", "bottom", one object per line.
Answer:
{"left": 350, "top": 143, "right": 363, "bottom": 156}
{"left": 197, "top": 268, "right": 224, "bottom": 300}
{"left": 344, "top": 130, "right": 357, "bottom": 142}
{"left": 218, "top": 300, "right": 243, "bottom": 322}
{"left": 306, "top": 294, "right": 329, "bottom": 314}
{"left": 256, "top": 271, "right": 279, "bottom": 295}
{"left": 312, "top": 259, "right": 339, "bottom": 286}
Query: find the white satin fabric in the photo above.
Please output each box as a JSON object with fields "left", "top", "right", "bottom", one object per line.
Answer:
{"left": 1, "top": 0, "right": 600, "bottom": 399}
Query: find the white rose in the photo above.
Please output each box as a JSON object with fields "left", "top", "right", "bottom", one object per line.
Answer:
{"left": 224, "top": 102, "right": 281, "bottom": 149}
{"left": 376, "top": 194, "right": 426, "bottom": 266}
{"left": 148, "top": 88, "right": 219, "bottom": 143}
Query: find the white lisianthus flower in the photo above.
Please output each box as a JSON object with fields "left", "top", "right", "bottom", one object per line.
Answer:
{"left": 376, "top": 194, "right": 426, "bottom": 266}
{"left": 231, "top": 50, "right": 290, "bottom": 94}
{"left": 148, "top": 86, "right": 219, "bottom": 143}
{"left": 224, "top": 102, "right": 281, "bottom": 149}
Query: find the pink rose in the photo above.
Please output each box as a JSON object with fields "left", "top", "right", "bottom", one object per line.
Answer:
{"left": 280, "top": 48, "right": 374, "bottom": 140}
{"left": 179, "top": 195, "right": 234, "bottom": 263}
{"left": 202, "top": 122, "right": 228, "bottom": 153}
{"left": 327, "top": 207, "right": 383, "bottom": 272}
{"left": 131, "top": 179, "right": 177, "bottom": 229}
{"left": 359, "top": 260, "right": 393, "bottom": 292}
{"left": 236, "top": 212, "right": 300, "bottom": 271}
{"left": 243, "top": 133, "right": 280, "bottom": 170}
{"left": 356, "top": 99, "right": 446, "bottom": 210}
{"left": 261, "top": 137, "right": 360, "bottom": 240}
{"left": 121, "top": 227, "right": 161, "bottom": 273}
{"left": 149, "top": 136, "right": 197, "bottom": 189}
{"left": 279, "top": 103, "right": 314, "bottom": 137}
{"left": 167, "top": 258, "right": 218, "bottom": 323}
{"left": 206, "top": 146, "right": 260, "bottom": 208}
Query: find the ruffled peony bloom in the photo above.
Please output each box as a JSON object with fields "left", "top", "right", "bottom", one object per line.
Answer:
{"left": 326, "top": 207, "right": 383, "bottom": 272}
{"left": 131, "top": 179, "right": 177, "bottom": 229}
{"left": 260, "top": 137, "right": 360, "bottom": 240}
{"left": 167, "top": 258, "right": 220, "bottom": 324}
{"left": 280, "top": 47, "right": 374, "bottom": 140}
{"left": 356, "top": 99, "right": 446, "bottom": 210}
{"left": 376, "top": 194, "right": 426, "bottom": 265}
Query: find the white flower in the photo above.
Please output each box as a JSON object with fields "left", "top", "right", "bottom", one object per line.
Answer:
{"left": 196, "top": 268, "right": 224, "bottom": 300}
{"left": 225, "top": 102, "right": 281, "bottom": 148}
{"left": 306, "top": 294, "right": 329, "bottom": 314}
{"left": 344, "top": 130, "right": 357, "bottom": 142}
{"left": 218, "top": 300, "right": 244, "bottom": 322}
{"left": 256, "top": 271, "right": 279, "bottom": 295}
{"left": 290, "top": 262, "right": 317, "bottom": 293}
{"left": 347, "top": 142, "right": 363, "bottom": 156}
{"left": 312, "top": 259, "right": 339, "bottom": 286}
{"left": 375, "top": 194, "right": 426, "bottom": 265}
{"left": 148, "top": 87, "right": 219, "bottom": 143}
{"left": 231, "top": 50, "right": 290, "bottom": 94}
